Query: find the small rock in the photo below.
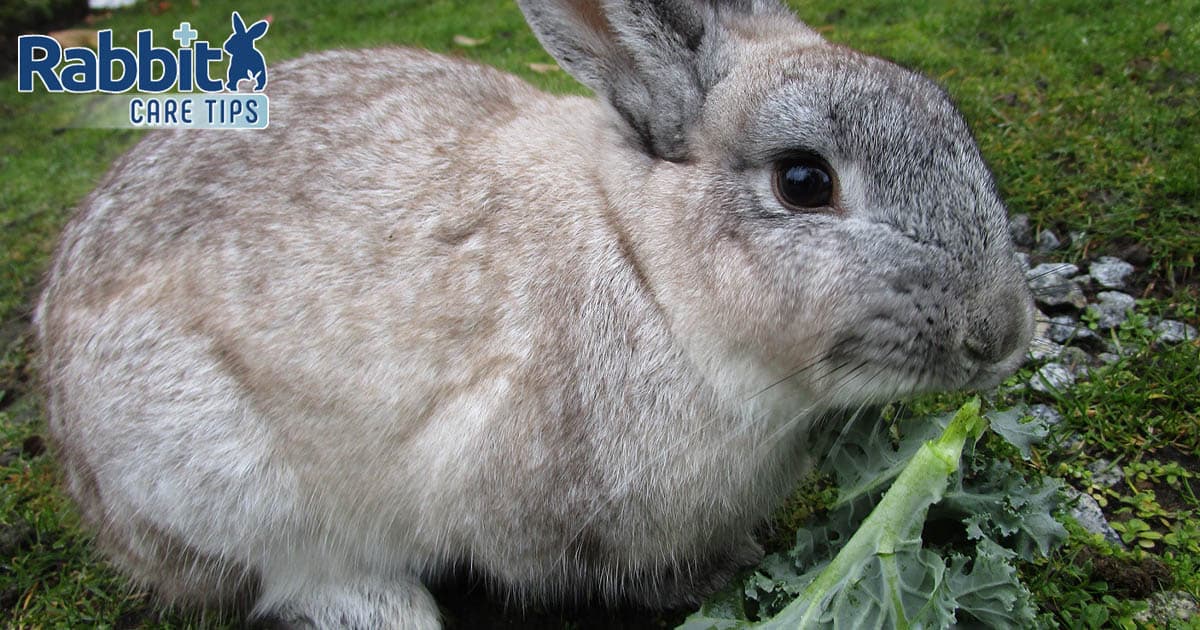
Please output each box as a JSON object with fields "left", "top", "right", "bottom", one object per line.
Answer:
{"left": 1036, "top": 229, "right": 1061, "bottom": 252}
{"left": 1088, "top": 291, "right": 1136, "bottom": 330}
{"left": 1030, "top": 362, "right": 1076, "bottom": 393}
{"left": 1098, "top": 352, "right": 1121, "bottom": 364}
{"left": 1117, "top": 243, "right": 1152, "bottom": 267}
{"left": 1027, "top": 263, "right": 1088, "bottom": 310}
{"left": 1059, "top": 346, "right": 1093, "bottom": 376}
{"left": 1047, "top": 315, "right": 1098, "bottom": 344}
{"left": 1134, "top": 591, "right": 1198, "bottom": 625}
{"left": 0, "top": 516, "right": 35, "bottom": 558}
{"left": 1088, "top": 458, "right": 1125, "bottom": 488}
{"left": 1014, "top": 251, "right": 1031, "bottom": 272}
{"left": 1068, "top": 230, "right": 1088, "bottom": 247}
{"left": 1088, "top": 256, "right": 1135, "bottom": 289}
{"left": 1027, "top": 262, "right": 1079, "bottom": 281}
{"left": 0, "top": 447, "right": 20, "bottom": 468}
{"left": 1064, "top": 486, "right": 1124, "bottom": 547}
{"left": 1058, "top": 433, "right": 1085, "bottom": 454}
{"left": 1153, "top": 319, "right": 1198, "bottom": 344}
{"left": 1027, "top": 403, "right": 1063, "bottom": 427}
{"left": 1009, "top": 214, "right": 1034, "bottom": 248}
{"left": 1028, "top": 337, "right": 1065, "bottom": 362}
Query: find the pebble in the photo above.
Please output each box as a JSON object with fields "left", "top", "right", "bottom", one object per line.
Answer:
{"left": 1064, "top": 486, "right": 1124, "bottom": 548}
{"left": 1153, "top": 319, "right": 1198, "bottom": 344}
{"left": 1134, "top": 591, "right": 1198, "bottom": 625}
{"left": 1009, "top": 214, "right": 1034, "bottom": 248}
{"left": 1097, "top": 352, "right": 1121, "bottom": 364}
{"left": 1087, "top": 458, "right": 1125, "bottom": 488}
{"left": 1047, "top": 315, "right": 1098, "bottom": 344}
{"left": 1089, "top": 291, "right": 1136, "bottom": 330}
{"left": 1057, "top": 433, "right": 1085, "bottom": 454}
{"left": 1059, "top": 346, "right": 1093, "bottom": 376}
{"left": 1028, "top": 337, "right": 1065, "bottom": 362}
{"left": 1036, "top": 229, "right": 1061, "bottom": 252}
{"left": 1027, "top": 262, "right": 1079, "bottom": 280}
{"left": 1088, "top": 256, "right": 1135, "bottom": 289}
{"left": 1029, "top": 362, "right": 1076, "bottom": 393}
{"left": 1014, "top": 251, "right": 1031, "bottom": 272}
{"left": 1027, "top": 403, "right": 1063, "bottom": 427}
{"left": 1027, "top": 263, "right": 1088, "bottom": 310}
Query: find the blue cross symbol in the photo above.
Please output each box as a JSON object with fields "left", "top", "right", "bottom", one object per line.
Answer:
{"left": 173, "top": 22, "right": 198, "bottom": 48}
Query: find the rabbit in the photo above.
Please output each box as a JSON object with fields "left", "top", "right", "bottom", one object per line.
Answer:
{"left": 223, "top": 11, "right": 269, "bottom": 91}
{"left": 35, "top": 0, "right": 1035, "bottom": 627}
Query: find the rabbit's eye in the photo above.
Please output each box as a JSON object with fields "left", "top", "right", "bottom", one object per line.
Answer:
{"left": 772, "top": 158, "right": 834, "bottom": 211}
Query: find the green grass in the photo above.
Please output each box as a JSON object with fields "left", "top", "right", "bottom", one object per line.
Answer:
{"left": 2, "top": 0, "right": 1198, "bottom": 627}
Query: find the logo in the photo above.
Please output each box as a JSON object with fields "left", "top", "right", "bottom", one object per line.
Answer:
{"left": 17, "top": 12, "right": 270, "bottom": 129}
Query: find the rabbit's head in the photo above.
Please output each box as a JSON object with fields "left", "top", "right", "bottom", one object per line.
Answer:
{"left": 521, "top": 0, "right": 1033, "bottom": 407}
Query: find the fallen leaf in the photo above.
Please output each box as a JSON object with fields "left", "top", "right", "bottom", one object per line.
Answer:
{"left": 453, "top": 35, "right": 487, "bottom": 47}
{"left": 528, "top": 62, "right": 560, "bottom": 74}
{"left": 49, "top": 29, "right": 99, "bottom": 48}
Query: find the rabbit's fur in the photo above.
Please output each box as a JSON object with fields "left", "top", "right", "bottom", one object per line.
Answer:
{"left": 36, "top": 0, "right": 1034, "bottom": 627}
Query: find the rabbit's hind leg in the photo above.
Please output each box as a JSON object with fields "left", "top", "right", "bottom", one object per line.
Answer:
{"left": 42, "top": 308, "right": 303, "bottom": 616}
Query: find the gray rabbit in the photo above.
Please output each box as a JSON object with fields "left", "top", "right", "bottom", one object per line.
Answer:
{"left": 36, "top": 0, "right": 1034, "bottom": 627}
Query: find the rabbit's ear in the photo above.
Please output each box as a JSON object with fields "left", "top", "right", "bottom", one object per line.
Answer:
{"left": 245, "top": 20, "right": 269, "bottom": 40}
{"left": 518, "top": 0, "right": 791, "bottom": 161}
{"left": 231, "top": 11, "right": 247, "bottom": 35}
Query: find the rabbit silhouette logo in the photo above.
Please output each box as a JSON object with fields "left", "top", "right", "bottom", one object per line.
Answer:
{"left": 223, "top": 11, "right": 269, "bottom": 91}
{"left": 17, "top": 11, "right": 271, "bottom": 129}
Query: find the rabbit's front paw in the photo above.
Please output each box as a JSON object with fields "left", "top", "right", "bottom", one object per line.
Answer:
{"left": 259, "top": 575, "right": 440, "bottom": 630}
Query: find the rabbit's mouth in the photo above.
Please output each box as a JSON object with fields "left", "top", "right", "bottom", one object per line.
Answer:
{"left": 814, "top": 314, "right": 1032, "bottom": 405}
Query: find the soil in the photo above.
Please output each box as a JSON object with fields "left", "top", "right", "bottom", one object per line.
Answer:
{"left": 1077, "top": 547, "right": 1174, "bottom": 599}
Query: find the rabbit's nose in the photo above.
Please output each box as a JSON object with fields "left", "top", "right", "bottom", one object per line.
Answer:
{"left": 963, "top": 287, "right": 1034, "bottom": 366}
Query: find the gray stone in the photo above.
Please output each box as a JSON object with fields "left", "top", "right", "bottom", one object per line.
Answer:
{"left": 1108, "top": 340, "right": 1141, "bottom": 358}
{"left": 1059, "top": 346, "right": 1093, "bottom": 376}
{"left": 1098, "top": 352, "right": 1121, "bottom": 364}
{"left": 1088, "top": 256, "right": 1135, "bottom": 289}
{"left": 1088, "top": 291, "right": 1136, "bottom": 330}
{"left": 0, "top": 447, "right": 20, "bottom": 468}
{"left": 1087, "top": 458, "right": 1125, "bottom": 488}
{"left": 1009, "top": 214, "right": 1034, "bottom": 248}
{"left": 1154, "top": 319, "right": 1198, "bottom": 344}
{"left": 1027, "top": 403, "right": 1063, "bottom": 427}
{"left": 1029, "top": 362, "right": 1076, "bottom": 393}
{"left": 1058, "top": 433, "right": 1085, "bottom": 454}
{"left": 1064, "top": 486, "right": 1124, "bottom": 547}
{"left": 1014, "top": 251, "right": 1031, "bottom": 272}
{"left": 1027, "top": 263, "right": 1087, "bottom": 310}
{"left": 1068, "top": 230, "right": 1088, "bottom": 247}
{"left": 1036, "top": 229, "right": 1061, "bottom": 252}
{"left": 1047, "top": 315, "right": 1098, "bottom": 344}
{"left": 1027, "top": 262, "right": 1078, "bottom": 280}
{"left": 1135, "top": 591, "right": 1198, "bottom": 625}
{"left": 1028, "top": 336, "right": 1065, "bottom": 362}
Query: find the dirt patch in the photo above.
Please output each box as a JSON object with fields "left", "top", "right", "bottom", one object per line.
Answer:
{"left": 1150, "top": 446, "right": 1200, "bottom": 515}
{"left": 1078, "top": 548, "right": 1173, "bottom": 599}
